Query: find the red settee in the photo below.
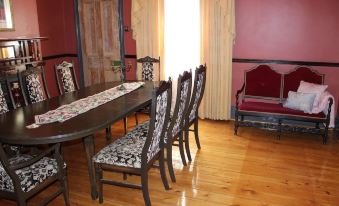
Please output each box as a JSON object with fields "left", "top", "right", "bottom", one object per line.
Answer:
{"left": 234, "top": 65, "right": 333, "bottom": 144}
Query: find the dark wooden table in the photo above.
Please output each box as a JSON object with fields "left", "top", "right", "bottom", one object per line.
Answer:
{"left": 0, "top": 81, "right": 155, "bottom": 199}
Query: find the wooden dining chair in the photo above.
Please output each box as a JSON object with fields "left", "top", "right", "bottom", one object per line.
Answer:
{"left": 18, "top": 63, "right": 50, "bottom": 105}
{"left": 165, "top": 70, "right": 192, "bottom": 182}
{"left": 184, "top": 64, "right": 207, "bottom": 162}
{"left": 54, "top": 61, "right": 80, "bottom": 95}
{"left": 134, "top": 56, "right": 161, "bottom": 126}
{"left": 0, "top": 73, "right": 16, "bottom": 114}
{"left": 0, "top": 143, "right": 70, "bottom": 206}
{"left": 93, "top": 79, "right": 172, "bottom": 206}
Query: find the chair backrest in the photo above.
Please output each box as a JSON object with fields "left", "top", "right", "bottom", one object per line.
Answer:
{"left": 0, "top": 74, "right": 15, "bottom": 114}
{"left": 142, "top": 79, "right": 172, "bottom": 164}
{"left": 166, "top": 70, "right": 192, "bottom": 143}
{"left": 282, "top": 66, "right": 324, "bottom": 99}
{"left": 137, "top": 56, "right": 160, "bottom": 81}
{"left": 19, "top": 63, "right": 50, "bottom": 105}
{"left": 244, "top": 64, "right": 282, "bottom": 100}
{"left": 55, "top": 61, "right": 79, "bottom": 95}
{"left": 186, "top": 64, "right": 207, "bottom": 124}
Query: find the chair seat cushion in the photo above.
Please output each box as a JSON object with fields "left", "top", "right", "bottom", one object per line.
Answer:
{"left": 239, "top": 101, "right": 326, "bottom": 119}
{"left": 0, "top": 154, "right": 65, "bottom": 193}
{"left": 93, "top": 122, "right": 149, "bottom": 168}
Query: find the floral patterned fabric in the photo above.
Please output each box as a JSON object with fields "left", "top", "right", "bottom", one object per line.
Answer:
{"left": 142, "top": 62, "right": 154, "bottom": 81}
{"left": 32, "top": 82, "right": 145, "bottom": 126}
{"left": 57, "top": 62, "right": 76, "bottom": 93}
{"left": 26, "top": 73, "right": 46, "bottom": 103}
{"left": 168, "top": 80, "right": 190, "bottom": 143}
{"left": 147, "top": 90, "right": 168, "bottom": 162}
{"left": 93, "top": 122, "right": 149, "bottom": 168}
{"left": 0, "top": 154, "right": 65, "bottom": 192}
{"left": 189, "top": 72, "right": 205, "bottom": 122}
{"left": 0, "top": 85, "right": 9, "bottom": 114}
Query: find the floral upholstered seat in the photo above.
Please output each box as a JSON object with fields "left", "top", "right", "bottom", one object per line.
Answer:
{"left": 26, "top": 73, "right": 46, "bottom": 103}
{"left": 0, "top": 154, "right": 65, "bottom": 192}
{"left": 93, "top": 122, "right": 149, "bottom": 168}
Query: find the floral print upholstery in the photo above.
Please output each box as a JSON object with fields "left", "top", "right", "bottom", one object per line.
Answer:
{"left": 0, "top": 154, "right": 65, "bottom": 192}
{"left": 57, "top": 62, "right": 76, "bottom": 93}
{"left": 189, "top": 72, "right": 205, "bottom": 122}
{"left": 0, "top": 85, "right": 9, "bottom": 114}
{"left": 168, "top": 80, "right": 190, "bottom": 143}
{"left": 26, "top": 73, "right": 45, "bottom": 103}
{"left": 142, "top": 62, "right": 154, "bottom": 81}
{"left": 147, "top": 91, "right": 168, "bottom": 161}
{"left": 93, "top": 122, "right": 149, "bottom": 168}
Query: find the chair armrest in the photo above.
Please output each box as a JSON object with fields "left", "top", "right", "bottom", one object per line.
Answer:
{"left": 236, "top": 83, "right": 245, "bottom": 109}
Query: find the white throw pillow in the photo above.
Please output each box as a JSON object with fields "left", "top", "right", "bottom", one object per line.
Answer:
{"left": 297, "top": 81, "right": 327, "bottom": 107}
{"left": 283, "top": 91, "right": 316, "bottom": 113}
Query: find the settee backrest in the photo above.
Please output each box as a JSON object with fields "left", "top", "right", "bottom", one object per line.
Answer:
{"left": 244, "top": 64, "right": 282, "bottom": 100}
{"left": 282, "top": 66, "right": 324, "bottom": 99}
{"left": 243, "top": 65, "right": 325, "bottom": 101}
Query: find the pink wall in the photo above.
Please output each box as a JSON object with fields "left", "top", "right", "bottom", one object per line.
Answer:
{"left": 0, "top": 0, "right": 40, "bottom": 38}
{"left": 36, "top": 0, "right": 79, "bottom": 97}
{"left": 232, "top": 0, "right": 339, "bottom": 115}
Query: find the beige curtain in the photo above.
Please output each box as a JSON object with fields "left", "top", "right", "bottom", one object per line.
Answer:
{"left": 131, "top": 0, "right": 165, "bottom": 80}
{"left": 199, "top": 0, "right": 235, "bottom": 120}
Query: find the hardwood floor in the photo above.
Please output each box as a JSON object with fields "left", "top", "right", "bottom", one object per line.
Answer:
{"left": 1, "top": 116, "right": 339, "bottom": 206}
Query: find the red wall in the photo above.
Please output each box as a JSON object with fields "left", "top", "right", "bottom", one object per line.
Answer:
{"left": 36, "top": 0, "right": 79, "bottom": 97}
{"left": 232, "top": 0, "right": 339, "bottom": 115}
{"left": 0, "top": 0, "right": 40, "bottom": 38}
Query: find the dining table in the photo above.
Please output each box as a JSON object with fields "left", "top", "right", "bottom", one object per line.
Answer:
{"left": 0, "top": 81, "right": 156, "bottom": 200}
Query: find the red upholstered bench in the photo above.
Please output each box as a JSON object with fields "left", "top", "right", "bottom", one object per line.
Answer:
{"left": 234, "top": 65, "right": 333, "bottom": 143}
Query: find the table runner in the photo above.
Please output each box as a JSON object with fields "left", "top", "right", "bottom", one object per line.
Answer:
{"left": 29, "top": 82, "right": 145, "bottom": 127}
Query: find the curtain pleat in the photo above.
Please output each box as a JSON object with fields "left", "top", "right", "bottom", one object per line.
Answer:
{"left": 199, "top": 0, "right": 235, "bottom": 120}
{"left": 131, "top": 0, "right": 164, "bottom": 80}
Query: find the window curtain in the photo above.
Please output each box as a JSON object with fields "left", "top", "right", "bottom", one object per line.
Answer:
{"left": 131, "top": 0, "right": 165, "bottom": 80}
{"left": 199, "top": 0, "right": 235, "bottom": 120}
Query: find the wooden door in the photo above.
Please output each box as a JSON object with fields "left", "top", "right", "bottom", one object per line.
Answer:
{"left": 78, "top": 0, "right": 121, "bottom": 86}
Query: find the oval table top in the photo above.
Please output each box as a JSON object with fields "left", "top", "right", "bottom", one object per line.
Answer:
{"left": 0, "top": 81, "right": 155, "bottom": 145}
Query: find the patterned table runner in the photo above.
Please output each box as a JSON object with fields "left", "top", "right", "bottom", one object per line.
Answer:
{"left": 27, "top": 82, "right": 145, "bottom": 128}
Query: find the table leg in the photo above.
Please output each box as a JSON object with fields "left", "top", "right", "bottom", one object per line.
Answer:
{"left": 83, "top": 135, "right": 98, "bottom": 200}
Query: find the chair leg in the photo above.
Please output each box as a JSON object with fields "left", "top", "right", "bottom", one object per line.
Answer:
{"left": 193, "top": 118, "right": 201, "bottom": 149}
{"left": 123, "top": 117, "right": 127, "bottom": 134}
{"left": 61, "top": 173, "right": 70, "bottom": 206}
{"left": 178, "top": 132, "right": 187, "bottom": 166}
{"left": 95, "top": 166, "right": 104, "bottom": 204}
{"left": 135, "top": 112, "right": 139, "bottom": 125}
{"left": 105, "top": 126, "right": 112, "bottom": 143}
{"left": 166, "top": 143, "right": 176, "bottom": 182}
{"left": 277, "top": 119, "right": 282, "bottom": 140}
{"left": 184, "top": 130, "right": 192, "bottom": 162}
{"left": 16, "top": 197, "right": 26, "bottom": 206}
{"left": 159, "top": 150, "right": 170, "bottom": 190}
{"left": 141, "top": 171, "right": 151, "bottom": 206}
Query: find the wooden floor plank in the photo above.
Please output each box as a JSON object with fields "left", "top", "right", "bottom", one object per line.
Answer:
{"left": 1, "top": 116, "right": 339, "bottom": 206}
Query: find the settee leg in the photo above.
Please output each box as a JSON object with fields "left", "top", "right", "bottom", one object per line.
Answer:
{"left": 234, "top": 112, "right": 239, "bottom": 135}
{"left": 277, "top": 119, "right": 282, "bottom": 140}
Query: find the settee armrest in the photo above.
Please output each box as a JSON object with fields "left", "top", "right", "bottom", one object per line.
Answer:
{"left": 236, "top": 83, "right": 245, "bottom": 109}
{"left": 325, "top": 97, "right": 334, "bottom": 125}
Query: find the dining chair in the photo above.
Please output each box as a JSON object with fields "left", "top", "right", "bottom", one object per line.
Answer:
{"left": 54, "top": 61, "right": 80, "bottom": 95}
{"left": 93, "top": 79, "right": 172, "bottom": 206}
{"left": 134, "top": 56, "right": 160, "bottom": 125}
{"left": 0, "top": 73, "right": 16, "bottom": 114}
{"left": 165, "top": 70, "right": 192, "bottom": 182}
{"left": 0, "top": 143, "right": 70, "bottom": 206}
{"left": 184, "top": 64, "right": 207, "bottom": 161}
{"left": 18, "top": 63, "right": 50, "bottom": 105}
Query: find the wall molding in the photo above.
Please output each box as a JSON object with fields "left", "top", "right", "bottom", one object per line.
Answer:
{"left": 125, "top": 54, "right": 137, "bottom": 59}
{"left": 43, "top": 53, "right": 78, "bottom": 61}
{"left": 232, "top": 58, "right": 339, "bottom": 67}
